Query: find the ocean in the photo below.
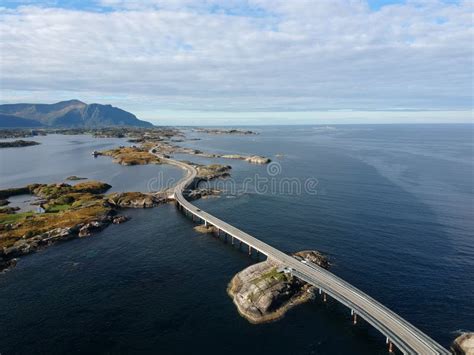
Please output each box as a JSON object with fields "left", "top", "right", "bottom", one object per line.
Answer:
{"left": 0, "top": 124, "right": 472, "bottom": 354}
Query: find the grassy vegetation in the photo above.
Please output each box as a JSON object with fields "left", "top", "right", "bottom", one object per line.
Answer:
{"left": 72, "top": 181, "right": 111, "bottom": 194}
{"left": 251, "top": 267, "right": 289, "bottom": 285}
{"left": 100, "top": 146, "right": 161, "bottom": 165}
{"left": 247, "top": 292, "right": 258, "bottom": 302}
{"left": 45, "top": 204, "right": 72, "bottom": 213}
{"left": 0, "top": 182, "right": 112, "bottom": 249}
{"left": 0, "top": 203, "right": 109, "bottom": 248}
{"left": 107, "top": 192, "right": 144, "bottom": 204}
{"left": 0, "top": 211, "right": 35, "bottom": 224}
{"left": 31, "top": 181, "right": 111, "bottom": 199}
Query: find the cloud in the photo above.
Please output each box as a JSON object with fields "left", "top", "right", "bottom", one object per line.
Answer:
{"left": 0, "top": 0, "right": 472, "bottom": 122}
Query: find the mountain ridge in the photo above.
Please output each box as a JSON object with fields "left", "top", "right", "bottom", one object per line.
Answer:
{"left": 0, "top": 100, "right": 153, "bottom": 128}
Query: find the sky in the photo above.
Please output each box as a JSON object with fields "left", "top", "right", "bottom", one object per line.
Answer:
{"left": 0, "top": 0, "right": 472, "bottom": 125}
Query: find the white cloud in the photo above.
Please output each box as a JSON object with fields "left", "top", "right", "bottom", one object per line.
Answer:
{"left": 0, "top": 0, "right": 472, "bottom": 123}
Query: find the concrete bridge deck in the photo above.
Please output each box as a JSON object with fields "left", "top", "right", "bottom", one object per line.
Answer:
{"left": 151, "top": 148, "right": 449, "bottom": 354}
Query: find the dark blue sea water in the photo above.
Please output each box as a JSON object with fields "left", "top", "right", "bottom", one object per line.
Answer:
{"left": 0, "top": 125, "right": 472, "bottom": 354}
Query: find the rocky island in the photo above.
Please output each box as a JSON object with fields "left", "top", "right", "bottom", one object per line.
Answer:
{"left": 106, "top": 191, "right": 170, "bottom": 208}
{"left": 98, "top": 146, "right": 162, "bottom": 165}
{"left": 0, "top": 139, "right": 40, "bottom": 148}
{"left": 228, "top": 250, "right": 329, "bottom": 323}
{"left": 195, "top": 128, "right": 257, "bottom": 135}
{"left": 452, "top": 333, "right": 474, "bottom": 355}
{"left": 221, "top": 154, "right": 271, "bottom": 164}
{"left": 65, "top": 175, "right": 88, "bottom": 181}
{"left": 0, "top": 181, "right": 125, "bottom": 272}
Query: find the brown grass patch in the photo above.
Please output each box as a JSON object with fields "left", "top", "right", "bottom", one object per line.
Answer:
{"left": 100, "top": 147, "right": 161, "bottom": 165}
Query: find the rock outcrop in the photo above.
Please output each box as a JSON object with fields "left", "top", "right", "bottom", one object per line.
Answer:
{"left": 244, "top": 155, "right": 271, "bottom": 164}
{"left": 452, "top": 333, "right": 474, "bottom": 355}
{"left": 228, "top": 250, "right": 329, "bottom": 324}
{"left": 112, "top": 215, "right": 130, "bottom": 224}
{"left": 0, "top": 212, "right": 132, "bottom": 272}
{"left": 193, "top": 225, "right": 218, "bottom": 234}
{"left": 65, "top": 175, "right": 87, "bottom": 181}
{"left": 99, "top": 146, "right": 161, "bottom": 166}
{"left": 195, "top": 164, "right": 231, "bottom": 181}
{"left": 185, "top": 188, "right": 221, "bottom": 200}
{"left": 0, "top": 181, "right": 115, "bottom": 272}
{"left": 0, "top": 206, "right": 20, "bottom": 214}
{"left": 106, "top": 192, "right": 169, "bottom": 208}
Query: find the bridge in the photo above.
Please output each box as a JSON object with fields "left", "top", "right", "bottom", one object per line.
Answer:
{"left": 151, "top": 148, "right": 449, "bottom": 354}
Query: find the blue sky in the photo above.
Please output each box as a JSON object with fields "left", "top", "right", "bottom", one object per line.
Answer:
{"left": 0, "top": 0, "right": 472, "bottom": 125}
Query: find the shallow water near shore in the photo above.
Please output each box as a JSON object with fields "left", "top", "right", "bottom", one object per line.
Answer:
{"left": 0, "top": 124, "right": 473, "bottom": 354}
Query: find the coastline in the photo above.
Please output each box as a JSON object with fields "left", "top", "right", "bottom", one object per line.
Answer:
{"left": 0, "top": 126, "right": 465, "bottom": 354}
{"left": 0, "top": 128, "right": 269, "bottom": 272}
{"left": 227, "top": 274, "right": 314, "bottom": 324}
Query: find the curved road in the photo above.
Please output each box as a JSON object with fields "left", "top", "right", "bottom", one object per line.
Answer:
{"left": 151, "top": 148, "right": 449, "bottom": 355}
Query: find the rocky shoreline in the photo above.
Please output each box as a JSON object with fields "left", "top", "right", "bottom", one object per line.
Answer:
{"left": 0, "top": 188, "right": 179, "bottom": 273}
{"left": 228, "top": 250, "right": 329, "bottom": 324}
{"left": 0, "top": 181, "right": 127, "bottom": 272}
{"left": 0, "top": 157, "right": 236, "bottom": 273}
{"left": 0, "top": 125, "right": 273, "bottom": 275}
{"left": 452, "top": 333, "right": 474, "bottom": 355}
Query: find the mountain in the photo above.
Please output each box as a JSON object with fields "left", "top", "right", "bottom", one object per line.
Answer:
{"left": 0, "top": 100, "right": 153, "bottom": 128}
{"left": 0, "top": 114, "right": 44, "bottom": 128}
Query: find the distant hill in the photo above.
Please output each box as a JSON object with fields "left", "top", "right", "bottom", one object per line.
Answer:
{"left": 0, "top": 100, "right": 153, "bottom": 128}
{"left": 0, "top": 113, "right": 44, "bottom": 128}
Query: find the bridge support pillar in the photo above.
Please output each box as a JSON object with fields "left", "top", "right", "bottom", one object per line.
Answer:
{"left": 204, "top": 220, "right": 207, "bottom": 227}
{"left": 248, "top": 246, "right": 252, "bottom": 256}
{"left": 386, "top": 339, "right": 393, "bottom": 353}
{"left": 231, "top": 237, "right": 234, "bottom": 245}
{"left": 323, "top": 292, "right": 327, "bottom": 302}
{"left": 353, "top": 313, "right": 357, "bottom": 325}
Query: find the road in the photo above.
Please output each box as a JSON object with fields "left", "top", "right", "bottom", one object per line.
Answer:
{"left": 151, "top": 147, "right": 449, "bottom": 354}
